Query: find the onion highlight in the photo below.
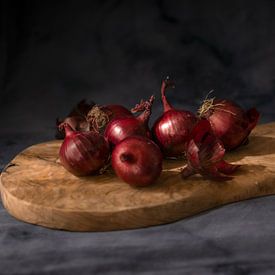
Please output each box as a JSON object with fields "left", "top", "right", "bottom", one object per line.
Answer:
{"left": 153, "top": 77, "right": 197, "bottom": 158}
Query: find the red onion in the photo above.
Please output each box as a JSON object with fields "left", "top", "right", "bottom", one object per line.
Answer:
{"left": 87, "top": 104, "right": 133, "bottom": 133}
{"left": 112, "top": 136, "right": 163, "bottom": 186}
{"left": 104, "top": 96, "right": 154, "bottom": 146}
{"left": 198, "top": 97, "right": 260, "bottom": 150}
{"left": 152, "top": 77, "right": 197, "bottom": 158}
{"left": 59, "top": 123, "right": 110, "bottom": 176}
{"left": 56, "top": 99, "right": 95, "bottom": 139}
{"left": 181, "top": 119, "right": 239, "bottom": 180}
{"left": 57, "top": 116, "right": 89, "bottom": 132}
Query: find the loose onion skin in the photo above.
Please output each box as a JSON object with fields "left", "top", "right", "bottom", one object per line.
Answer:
{"left": 181, "top": 119, "right": 240, "bottom": 181}
{"left": 59, "top": 124, "right": 110, "bottom": 176}
{"left": 198, "top": 98, "right": 260, "bottom": 150}
{"left": 112, "top": 136, "right": 163, "bottom": 186}
{"left": 104, "top": 96, "right": 154, "bottom": 146}
{"left": 153, "top": 77, "right": 197, "bottom": 157}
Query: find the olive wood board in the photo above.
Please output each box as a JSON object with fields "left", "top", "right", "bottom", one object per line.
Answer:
{"left": 1, "top": 122, "right": 275, "bottom": 232}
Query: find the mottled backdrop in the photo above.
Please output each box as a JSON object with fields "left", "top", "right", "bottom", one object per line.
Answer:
{"left": 1, "top": 1, "right": 275, "bottom": 274}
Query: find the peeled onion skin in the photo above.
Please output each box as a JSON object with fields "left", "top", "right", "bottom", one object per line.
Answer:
{"left": 152, "top": 77, "right": 198, "bottom": 158}
{"left": 104, "top": 96, "right": 154, "bottom": 146}
{"left": 199, "top": 99, "right": 260, "bottom": 151}
{"left": 59, "top": 124, "right": 110, "bottom": 176}
{"left": 111, "top": 136, "right": 163, "bottom": 186}
{"left": 181, "top": 119, "right": 240, "bottom": 181}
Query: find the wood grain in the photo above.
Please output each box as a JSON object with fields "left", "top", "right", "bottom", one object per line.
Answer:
{"left": 1, "top": 123, "right": 275, "bottom": 231}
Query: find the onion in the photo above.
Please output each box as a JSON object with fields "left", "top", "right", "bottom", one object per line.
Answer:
{"left": 56, "top": 99, "right": 95, "bottom": 139}
{"left": 58, "top": 116, "right": 89, "bottom": 132}
{"left": 59, "top": 123, "right": 110, "bottom": 176}
{"left": 86, "top": 104, "right": 133, "bottom": 133}
{"left": 181, "top": 119, "right": 240, "bottom": 180}
{"left": 112, "top": 136, "right": 163, "bottom": 186}
{"left": 152, "top": 77, "right": 198, "bottom": 158}
{"left": 104, "top": 96, "right": 154, "bottom": 146}
{"left": 198, "top": 97, "right": 260, "bottom": 150}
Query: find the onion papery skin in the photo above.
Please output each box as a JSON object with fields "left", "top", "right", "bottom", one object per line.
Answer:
{"left": 200, "top": 99, "right": 260, "bottom": 150}
{"left": 112, "top": 136, "right": 163, "bottom": 186}
{"left": 59, "top": 124, "right": 110, "bottom": 176}
{"left": 181, "top": 119, "right": 240, "bottom": 181}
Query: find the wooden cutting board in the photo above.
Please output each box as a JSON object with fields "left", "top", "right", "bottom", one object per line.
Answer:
{"left": 1, "top": 122, "right": 275, "bottom": 231}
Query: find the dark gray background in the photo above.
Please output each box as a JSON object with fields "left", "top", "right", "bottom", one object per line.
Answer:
{"left": 1, "top": 1, "right": 275, "bottom": 274}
